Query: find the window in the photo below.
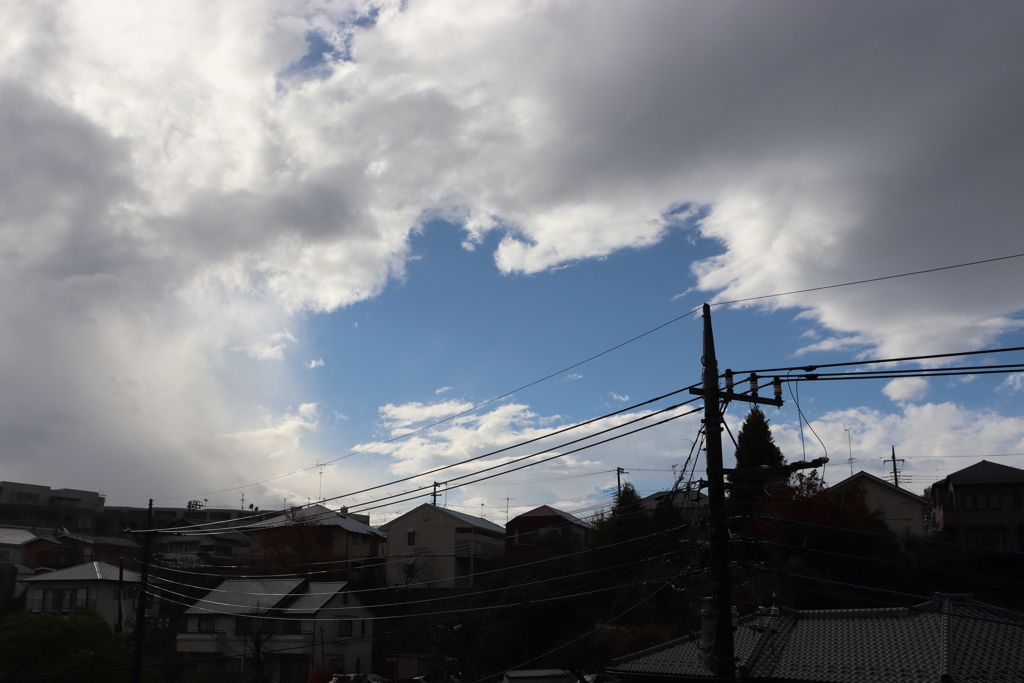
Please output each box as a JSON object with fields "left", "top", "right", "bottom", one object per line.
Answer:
{"left": 197, "top": 616, "right": 216, "bottom": 633}
{"left": 281, "top": 619, "right": 302, "bottom": 634}
{"left": 407, "top": 531, "right": 416, "bottom": 546}
{"left": 963, "top": 492, "right": 1002, "bottom": 510}
{"left": 184, "top": 542, "right": 200, "bottom": 553}
{"left": 966, "top": 528, "right": 1004, "bottom": 550}
{"left": 15, "top": 491, "right": 40, "bottom": 504}
{"left": 338, "top": 618, "right": 354, "bottom": 637}
{"left": 516, "top": 529, "right": 538, "bottom": 545}
{"left": 882, "top": 502, "right": 910, "bottom": 520}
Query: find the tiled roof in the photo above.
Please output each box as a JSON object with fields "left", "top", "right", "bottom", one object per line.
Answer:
{"left": 59, "top": 531, "right": 141, "bottom": 549}
{"left": 285, "top": 582, "right": 348, "bottom": 613}
{"left": 439, "top": 506, "right": 505, "bottom": 533}
{"left": 0, "top": 527, "right": 38, "bottom": 545}
{"left": 184, "top": 578, "right": 305, "bottom": 615}
{"left": 24, "top": 561, "right": 141, "bottom": 583}
{"left": 254, "top": 504, "right": 386, "bottom": 538}
{"left": 610, "top": 597, "right": 1024, "bottom": 683}
{"left": 513, "top": 506, "right": 593, "bottom": 529}
{"left": 947, "top": 460, "right": 1024, "bottom": 485}
{"left": 827, "top": 471, "right": 929, "bottom": 503}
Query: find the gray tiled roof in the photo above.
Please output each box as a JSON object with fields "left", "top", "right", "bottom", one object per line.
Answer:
{"left": 184, "top": 578, "right": 305, "bottom": 615}
{"left": 254, "top": 504, "right": 386, "bottom": 538}
{"left": 947, "top": 460, "right": 1024, "bottom": 485}
{"left": 439, "top": 506, "right": 505, "bottom": 534}
{"left": 610, "top": 598, "right": 1024, "bottom": 683}
{"left": 60, "top": 531, "right": 142, "bottom": 549}
{"left": 285, "top": 581, "right": 349, "bottom": 613}
{"left": 514, "top": 506, "right": 594, "bottom": 529}
{"left": 23, "top": 561, "right": 141, "bottom": 583}
{"left": 0, "top": 527, "right": 38, "bottom": 545}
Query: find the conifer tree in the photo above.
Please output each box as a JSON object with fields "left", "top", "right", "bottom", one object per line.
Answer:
{"left": 728, "top": 407, "right": 785, "bottom": 507}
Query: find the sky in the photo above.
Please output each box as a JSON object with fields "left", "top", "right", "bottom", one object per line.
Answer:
{"left": 2, "top": 1, "right": 1024, "bottom": 524}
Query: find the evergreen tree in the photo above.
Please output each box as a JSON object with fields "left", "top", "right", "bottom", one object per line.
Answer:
{"left": 728, "top": 407, "right": 785, "bottom": 507}
{"left": 732, "top": 407, "right": 784, "bottom": 470}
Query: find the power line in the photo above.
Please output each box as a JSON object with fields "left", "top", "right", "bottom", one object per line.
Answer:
{"left": 712, "top": 251, "right": 1024, "bottom": 309}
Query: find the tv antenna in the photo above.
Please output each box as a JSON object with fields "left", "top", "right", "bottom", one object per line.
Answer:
{"left": 844, "top": 427, "right": 856, "bottom": 475}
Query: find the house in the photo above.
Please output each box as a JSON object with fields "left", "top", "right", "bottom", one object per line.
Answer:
{"left": 244, "top": 504, "right": 386, "bottom": 582}
{"left": 21, "top": 529, "right": 141, "bottom": 569}
{"left": 609, "top": 595, "right": 1024, "bottom": 682}
{"left": 505, "top": 506, "right": 592, "bottom": 555}
{"left": 0, "top": 526, "right": 37, "bottom": 565}
{"left": 176, "top": 578, "right": 373, "bottom": 681}
{"left": 639, "top": 489, "right": 707, "bottom": 513}
{"left": 826, "top": 471, "right": 928, "bottom": 536}
{"left": 151, "top": 519, "right": 250, "bottom": 569}
{"left": 379, "top": 504, "right": 504, "bottom": 588}
{"left": 22, "top": 560, "right": 141, "bottom": 630}
{"left": 930, "top": 460, "right": 1024, "bottom": 552}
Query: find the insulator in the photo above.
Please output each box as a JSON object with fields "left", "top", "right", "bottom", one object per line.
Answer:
{"left": 725, "top": 369, "right": 734, "bottom": 392}
{"left": 773, "top": 377, "right": 782, "bottom": 401}
{"left": 749, "top": 373, "right": 758, "bottom": 398}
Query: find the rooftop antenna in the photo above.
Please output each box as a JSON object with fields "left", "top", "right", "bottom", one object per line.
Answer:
{"left": 240, "top": 492, "right": 245, "bottom": 510}
{"left": 316, "top": 460, "right": 327, "bottom": 502}
{"left": 845, "top": 427, "right": 855, "bottom": 475}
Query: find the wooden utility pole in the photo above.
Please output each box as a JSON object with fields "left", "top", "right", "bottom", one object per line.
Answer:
{"left": 616, "top": 467, "right": 625, "bottom": 497}
{"left": 689, "top": 304, "right": 789, "bottom": 680}
{"left": 699, "top": 304, "right": 735, "bottom": 680}
{"left": 889, "top": 446, "right": 904, "bottom": 487}
{"left": 132, "top": 499, "right": 154, "bottom": 683}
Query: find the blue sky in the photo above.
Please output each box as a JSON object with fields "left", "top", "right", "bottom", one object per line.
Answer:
{"left": 1, "top": 1, "right": 1023, "bottom": 522}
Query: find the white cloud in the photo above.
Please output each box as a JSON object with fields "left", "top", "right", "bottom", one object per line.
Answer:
{"left": 435, "top": 386, "right": 452, "bottom": 394}
{"left": 769, "top": 403, "right": 1024, "bottom": 492}
{"left": 1, "top": 1, "right": 1023, "bottom": 504}
{"left": 234, "top": 331, "right": 297, "bottom": 361}
{"left": 307, "top": 358, "right": 325, "bottom": 369}
{"left": 610, "top": 392, "right": 629, "bottom": 402}
{"left": 999, "top": 373, "right": 1024, "bottom": 393}
{"left": 221, "top": 403, "right": 319, "bottom": 459}
{"left": 883, "top": 378, "right": 930, "bottom": 403}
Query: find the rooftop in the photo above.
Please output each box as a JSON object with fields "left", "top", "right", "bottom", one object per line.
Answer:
{"left": 947, "top": 460, "right": 1024, "bottom": 486}
{"left": 24, "top": 561, "right": 141, "bottom": 583}
{"left": 610, "top": 596, "right": 1024, "bottom": 683}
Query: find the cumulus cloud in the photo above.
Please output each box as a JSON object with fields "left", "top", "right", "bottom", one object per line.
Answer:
{"left": 221, "top": 403, "right": 319, "bottom": 459}
{"left": 769, "top": 403, "right": 1024, "bottom": 490}
{"left": 883, "top": 378, "right": 930, "bottom": 403}
{"left": 235, "top": 331, "right": 298, "bottom": 361}
{"left": 307, "top": 358, "right": 325, "bottom": 369}
{"left": 354, "top": 398, "right": 705, "bottom": 508}
{"left": 1, "top": 1, "right": 1023, "bottom": 503}
{"left": 999, "top": 373, "right": 1024, "bottom": 394}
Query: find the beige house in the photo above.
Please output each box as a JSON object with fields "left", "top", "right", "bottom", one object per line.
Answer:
{"left": 23, "top": 560, "right": 141, "bottom": 630}
{"left": 379, "top": 504, "right": 504, "bottom": 588}
{"left": 826, "top": 471, "right": 927, "bottom": 535}
{"left": 177, "top": 578, "right": 373, "bottom": 681}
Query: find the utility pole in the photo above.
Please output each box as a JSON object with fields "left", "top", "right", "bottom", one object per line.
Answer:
{"left": 688, "top": 304, "right": 790, "bottom": 680}
{"left": 889, "top": 446, "right": 904, "bottom": 487}
{"left": 616, "top": 467, "right": 625, "bottom": 498}
{"left": 431, "top": 482, "right": 440, "bottom": 506}
{"left": 132, "top": 499, "right": 154, "bottom": 683}
{"left": 697, "top": 304, "right": 735, "bottom": 680}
